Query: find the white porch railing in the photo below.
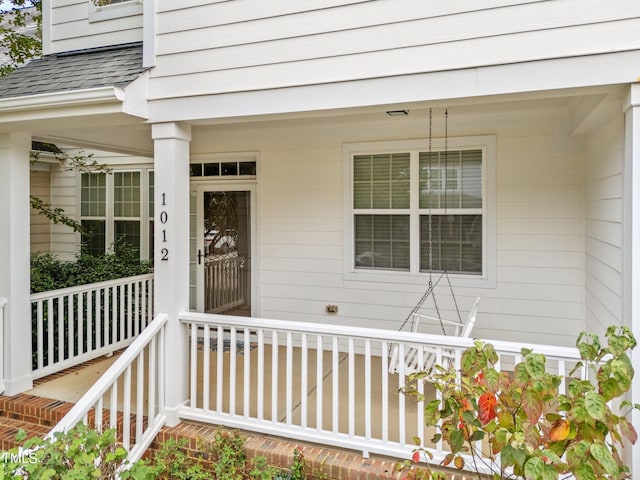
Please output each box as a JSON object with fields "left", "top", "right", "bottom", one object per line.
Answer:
{"left": 0, "top": 297, "right": 6, "bottom": 394}
{"left": 30, "top": 274, "right": 154, "bottom": 379}
{"left": 178, "top": 312, "right": 586, "bottom": 468}
{"left": 47, "top": 313, "right": 168, "bottom": 463}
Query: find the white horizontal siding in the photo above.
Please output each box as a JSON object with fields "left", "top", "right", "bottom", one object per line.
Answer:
{"left": 584, "top": 114, "right": 625, "bottom": 336}
{"left": 30, "top": 170, "right": 51, "bottom": 254}
{"left": 150, "top": 0, "right": 640, "bottom": 100}
{"left": 49, "top": 0, "right": 143, "bottom": 54}
{"left": 190, "top": 109, "right": 587, "bottom": 347}
{"left": 49, "top": 168, "right": 78, "bottom": 261}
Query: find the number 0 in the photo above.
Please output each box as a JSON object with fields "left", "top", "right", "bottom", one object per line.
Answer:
{"left": 160, "top": 211, "right": 168, "bottom": 224}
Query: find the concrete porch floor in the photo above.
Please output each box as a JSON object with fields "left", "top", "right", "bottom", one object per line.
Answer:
{"left": 26, "top": 345, "right": 438, "bottom": 447}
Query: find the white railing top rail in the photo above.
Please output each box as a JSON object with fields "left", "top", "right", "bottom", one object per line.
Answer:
{"left": 47, "top": 312, "right": 168, "bottom": 437}
{"left": 30, "top": 273, "right": 153, "bottom": 302}
{"left": 179, "top": 311, "right": 583, "bottom": 361}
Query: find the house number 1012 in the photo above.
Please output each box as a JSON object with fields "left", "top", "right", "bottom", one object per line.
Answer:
{"left": 160, "top": 193, "right": 168, "bottom": 261}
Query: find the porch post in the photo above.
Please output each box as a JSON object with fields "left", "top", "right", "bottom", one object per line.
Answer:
{"left": 623, "top": 83, "right": 640, "bottom": 479}
{"left": 152, "top": 122, "right": 191, "bottom": 427}
{"left": 0, "top": 132, "right": 34, "bottom": 395}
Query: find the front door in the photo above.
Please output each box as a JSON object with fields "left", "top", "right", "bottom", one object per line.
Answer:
{"left": 195, "top": 188, "right": 253, "bottom": 315}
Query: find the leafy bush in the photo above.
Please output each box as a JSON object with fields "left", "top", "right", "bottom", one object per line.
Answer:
{"left": 400, "top": 326, "right": 638, "bottom": 480}
{"left": 147, "top": 429, "right": 319, "bottom": 480}
{"left": 31, "top": 239, "right": 151, "bottom": 294}
{"left": 0, "top": 424, "right": 151, "bottom": 479}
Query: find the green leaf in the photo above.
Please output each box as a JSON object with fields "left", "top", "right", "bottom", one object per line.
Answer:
{"left": 524, "top": 456, "right": 544, "bottom": 479}
{"left": 15, "top": 429, "right": 27, "bottom": 442}
{"left": 514, "top": 363, "right": 530, "bottom": 385}
{"left": 461, "top": 348, "right": 477, "bottom": 373}
{"left": 449, "top": 429, "right": 465, "bottom": 452}
{"left": 584, "top": 392, "right": 606, "bottom": 421}
{"left": 566, "top": 441, "right": 590, "bottom": 469}
{"left": 574, "top": 463, "right": 596, "bottom": 480}
{"left": 499, "top": 444, "right": 514, "bottom": 467}
{"left": 541, "top": 464, "right": 558, "bottom": 480}
{"left": 589, "top": 442, "right": 619, "bottom": 475}
{"left": 484, "top": 368, "right": 500, "bottom": 392}
{"left": 524, "top": 353, "right": 546, "bottom": 379}
{"left": 512, "top": 448, "right": 528, "bottom": 471}
{"left": 424, "top": 399, "right": 441, "bottom": 426}
{"left": 522, "top": 388, "right": 544, "bottom": 424}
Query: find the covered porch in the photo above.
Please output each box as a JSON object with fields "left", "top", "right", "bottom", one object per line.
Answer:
{"left": 19, "top": 308, "right": 587, "bottom": 471}
{"left": 0, "top": 67, "right": 639, "bottom": 476}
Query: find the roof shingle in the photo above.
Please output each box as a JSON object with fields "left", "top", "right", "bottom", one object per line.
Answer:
{"left": 0, "top": 42, "right": 146, "bottom": 99}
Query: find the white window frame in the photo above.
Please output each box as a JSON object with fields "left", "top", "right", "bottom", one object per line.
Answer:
{"left": 89, "top": 0, "right": 143, "bottom": 23}
{"left": 342, "top": 136, "right": 496, "bottom": 288}
{"left": 78, "top": 167, "right": 153, "bottom": 260}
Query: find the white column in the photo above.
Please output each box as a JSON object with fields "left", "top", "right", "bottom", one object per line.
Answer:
{"left": 152, "top": 122, "right": 191, "bottom": 426}
{"left": 623, "top": 83, "right": 640, "bottom": 479}
{"left": 0, "top": 132, "right": 34, "bottom": 395}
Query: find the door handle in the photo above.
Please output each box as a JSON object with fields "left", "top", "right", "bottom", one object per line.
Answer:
{"left": 197, "top": 249, "right": 203, "bottom": 264}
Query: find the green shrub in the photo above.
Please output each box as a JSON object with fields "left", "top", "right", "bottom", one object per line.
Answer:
{"left": 400, "top": 326, "right": 638, "bottom": 480}
{"left": 146, "top": 429, "right": 316, "bottom": 480}
{"left": 31, "top": 239, "right": 151, "bottom": 294}
{"left": 0, "top": 424, "right": 151, "bottom": 479}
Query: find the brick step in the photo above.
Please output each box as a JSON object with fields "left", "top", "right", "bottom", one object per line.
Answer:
{"left": 0, "top": 394, "right": 144, "bottom": 449}
{"left": 0, "top": 416, "right": 51, "bottom": 450}
{"left": 0, "top": 394, "right": 74, "bottom": 429}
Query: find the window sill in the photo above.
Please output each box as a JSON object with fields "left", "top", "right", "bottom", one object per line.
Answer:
{"left": 89, "top": 0, "right": 143, "bottom": 23}
{"left": 343, "top": 269, "right": 495, "bottom": 289}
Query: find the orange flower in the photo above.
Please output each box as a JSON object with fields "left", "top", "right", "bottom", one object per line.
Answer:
{"left": 478, "top": 392, "right": 497, "bottom": 425}
{"left": 548, "top": 418, "right": 570, "bottom": 442}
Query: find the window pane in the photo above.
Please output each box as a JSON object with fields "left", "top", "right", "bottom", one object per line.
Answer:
{"left": 190, "top": 164, "right": 203, "bottom": 177}
{"left": 461, "top": 150, "right": 482, "bottom": 208}
{"left": 114, "top": 172, "right": 141, "bottom": 217}
{"left": 420, "top": 215, "right": 482, "bottom": 274}
{"left": 353, "top": 153, "right": 409, "bottom": 209}
{"left": 419, "top": 149, "right": 482, "bottom": 209}
{"left": 239, "top": 161, "right": 257, "bottom": 175}
{"left": 221, "top": 162, "right": 238, "bottom": 176}
{"left": 115, "top": 220, "right": 141, "bottom": 258}
{"left": 354, "top": 214, "right": 409, "bottom": 271}
{"left": 81, "top": 173, "right": 106, "bottom": 217}
{"left": 149, "top": 171, "right": 154, "bottom": 217}
{"left": 149, "top": 220, "right": 155, "bottom": 264}
{"left": 204, "top": 163, "right": 219, "bottom": 176}
{"left": 81, "top": 220, "right": 105, "bottom": 256}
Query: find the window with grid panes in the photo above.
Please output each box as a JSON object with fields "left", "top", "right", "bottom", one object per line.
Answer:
{"left": 351, "top": 147, "right": 483, "bottom": 275}
{"left": 80, "top": 173, "right": 106, "bottom": 256}
{"left": 114, "top": 171, "right": 141, "bottom": 256}
{"left": 80, "top": 169, "right": 153, "bottom": 259}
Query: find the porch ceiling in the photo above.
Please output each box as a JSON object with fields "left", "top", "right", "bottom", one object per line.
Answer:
{"left": 1, "top": 83, "right": 624, "bottom": 157}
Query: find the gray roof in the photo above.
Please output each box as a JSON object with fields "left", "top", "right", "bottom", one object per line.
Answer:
{"left": 0, "top": 42, "right": 146, "bottom": 99}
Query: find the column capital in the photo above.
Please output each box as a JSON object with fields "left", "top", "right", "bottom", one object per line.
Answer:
{"left": 151, "top": 122, "right": 192, "bottom": 142}
{"left": 623, "top": 83, "right": 640, "bottom": 112}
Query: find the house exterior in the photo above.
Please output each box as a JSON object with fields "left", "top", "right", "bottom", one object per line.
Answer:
{"left": 0, "top": 0, "right": 639, "bottom": 474}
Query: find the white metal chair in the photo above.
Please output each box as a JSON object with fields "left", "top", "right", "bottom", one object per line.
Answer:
{"left": 388, "top": 296, "right": 480, "bottom": 375}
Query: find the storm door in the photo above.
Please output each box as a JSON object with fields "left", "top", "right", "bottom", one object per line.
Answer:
{"left": 195, "top": 188, "right": 252, "bottom": 315}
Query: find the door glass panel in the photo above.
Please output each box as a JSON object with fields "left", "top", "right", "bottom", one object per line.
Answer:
{"left": 202, "top": 191, "right": 251, "bottom": 315}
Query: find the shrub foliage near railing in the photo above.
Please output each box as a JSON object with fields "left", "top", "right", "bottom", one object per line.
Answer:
{"left": 30, "top": 241, "right": 153, "bottom": 375}
{"left": 402, "top": 326, "right": 638, "bottom": 480}
{"left": 30, "top": 240, "right": 151, "bottom": 294}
